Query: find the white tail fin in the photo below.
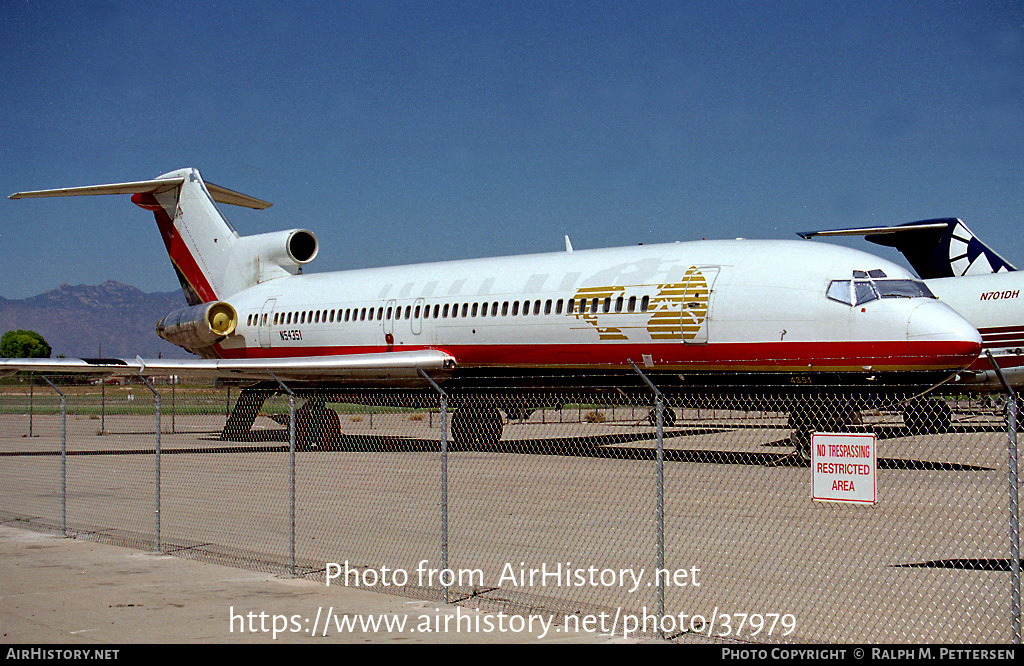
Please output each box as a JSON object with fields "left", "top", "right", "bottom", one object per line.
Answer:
{"left": 11, "top": 168, "right": 318, "bottom": 304}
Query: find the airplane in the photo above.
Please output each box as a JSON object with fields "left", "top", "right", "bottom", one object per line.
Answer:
{"left": 799, "top": 219, "right": 1024, "bottom": 391}
{"left": 4, "top": 168, "right": 983, "bottom": 453}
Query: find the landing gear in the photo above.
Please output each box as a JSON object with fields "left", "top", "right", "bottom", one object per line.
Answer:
{"left": 901, "top": 398, "right": 952, "bottom": 435}
{"left": 221, "top": 387, "right": 270, "bottom": 440}
{"left": 451, "top": 407, "right": 503, "bottom": 447}
{"left": 294, "top": 397, "right": 342, "bottom": 450}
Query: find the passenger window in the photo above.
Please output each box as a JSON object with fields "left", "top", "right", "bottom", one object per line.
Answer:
{"left": 403, "top": 306, "right": 411, "bottom": 319}
{"left": 491, "top": 302, "right": 498, "bottom": 317}
{"left": 603, "top": 297, "right": 610, "bottom": 313}
{"left": 615, "top": 296, "right": 623, "bottom": 312}
{"left": 414, "top": 305, "right": 421, "bottom": 319}
{"left": 555, "top": 299, "right": 563, "bottom": 314}
{"left": 628, "top": 296, "right": 636, "bottom": 312}
{"left": 461, "top": 303, "right": 469, "bottom": 317}
{"left": 480, "top": 302, "right": 487, "bottom": 317}
{"left": 523, "top": 300, "right": 530, "bottom": 315}
{"left": 591, "top": 297, "right": 599, "bottom": 313}
{"left": 534, "top": 301, "right": 541, "bottom": 315}
{"left": 640, "top": 296, "right": 649, "bottom": 312}
{"left": 442, "top": 303, "right": 450, "bottom": 318}
{"left": 545, "top": 299, "right": 552, "bottom": 315}
{"left": 512, "top": 301, "right": 520, "bottom": 316}
{"left": 502, "top": 302, "right": 509, "bottom": 316}
{"left": 567, "top": 298, "right": 575, "bottom": 314}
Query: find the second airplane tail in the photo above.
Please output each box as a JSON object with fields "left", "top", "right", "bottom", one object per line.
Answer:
{"left": 799, "top": 218, "right": 1016, "bottom": 280}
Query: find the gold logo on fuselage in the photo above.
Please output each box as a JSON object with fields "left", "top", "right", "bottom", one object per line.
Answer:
{"left": 569, "top": 266, "right": 711, "bottom": 342}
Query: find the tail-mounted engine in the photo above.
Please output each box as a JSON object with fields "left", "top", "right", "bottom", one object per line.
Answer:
{"left": 156, "top": 301, "right": 238, "bottom": 352}
{"left": 236, "top": 229, "right": 319, "bottom": 281}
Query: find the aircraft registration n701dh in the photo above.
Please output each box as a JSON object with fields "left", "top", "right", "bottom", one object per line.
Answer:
{"left": 6, "top": 168, "right": 983, "bottom": 447}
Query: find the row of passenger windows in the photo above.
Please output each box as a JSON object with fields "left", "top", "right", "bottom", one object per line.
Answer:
{"left": 244, "top": 295, "right": 653, "bottom": 328}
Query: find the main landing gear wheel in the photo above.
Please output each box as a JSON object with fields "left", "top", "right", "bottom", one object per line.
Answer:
{"left": 295, "top": 398, "right": 342, "bottom": 450}
{"left": 451, "top": 408, "right": 503, "bottom": 447}
{"left": 901, "top": 398, "right": 952, "bottom": 435}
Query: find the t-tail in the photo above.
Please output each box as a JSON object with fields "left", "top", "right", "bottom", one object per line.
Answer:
{"left": 10, "top": 167, "right": 319, "bottom": 303}
{"left": 798, "top": 218, "right": 1016, "bottom": 280}
{"left": 9, "top": 167, "right": 319, "bottom": 355}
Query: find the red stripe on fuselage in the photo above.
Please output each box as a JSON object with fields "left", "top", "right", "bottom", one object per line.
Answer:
{"left": 213, "top": 340, "right": 981, "bottom": 373}
{"left": 133, "top": 192, "right": 218, "bottom": 302}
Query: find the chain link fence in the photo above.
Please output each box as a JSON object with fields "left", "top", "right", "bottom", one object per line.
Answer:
{"left": 0, "top": 372, "right": 1019, "bottom": 643}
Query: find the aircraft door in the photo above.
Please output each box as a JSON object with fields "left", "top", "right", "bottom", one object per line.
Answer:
{"left": 411, "top": 298, "right": 425, "bottom": 335}
{"left": 258, "top": 298, "right": 277, "bottom": 349}
{"left": 681, "top": 266, "right": 719, "bottom": 345}
{"left": 384, "top": 299, "right": 396, "bottom": 343}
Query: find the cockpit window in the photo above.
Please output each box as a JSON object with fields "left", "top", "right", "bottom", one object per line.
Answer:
{"left": 873, "top": 280, "right": 935, "bottom": 299}
{"left": 827, "top": 272, "right": 935, "bottom": 306}
{"left": 827, "top": 280, "right": 854, "bottom": 305}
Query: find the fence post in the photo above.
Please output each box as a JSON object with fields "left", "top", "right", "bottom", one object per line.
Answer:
{"left": 986, "top": 351, "right": 1021, "bottom": 644}
{"left": 269, "top": 373, "right": 296, "bottom": 577}
{"left": 628, "top": 359, "right": 665, "bottom": 638}
{"left": 40, "top": 377, "right": 66, "bottom": 537}
{"left": 137, "top": 374, "right": 162, "bottom": 553}
{"left": 419, "top": 368, "right": 449, "bottom": 604}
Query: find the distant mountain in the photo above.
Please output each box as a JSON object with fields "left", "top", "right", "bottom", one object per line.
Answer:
{"left": 0, "top": 281, "right": 191, "bottom": 358}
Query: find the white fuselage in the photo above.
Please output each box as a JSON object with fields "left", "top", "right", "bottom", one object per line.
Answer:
{"left": 213, "top": 239, "right": 981, "bottom": 377}
{"left": 925, "top": 271, "right": 1024, "bottom": 385}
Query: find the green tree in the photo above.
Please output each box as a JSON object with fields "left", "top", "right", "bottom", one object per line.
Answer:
{"left": 0, "top": 330, "right": 52, "bottom": 358}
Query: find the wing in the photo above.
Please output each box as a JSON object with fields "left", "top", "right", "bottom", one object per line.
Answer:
{"left": 0, "top": 350, "right": 456, "bottom": 385}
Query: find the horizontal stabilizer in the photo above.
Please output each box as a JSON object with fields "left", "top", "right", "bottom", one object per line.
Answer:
{"left": 0, "top": 350, "right": 456, "bottom": 385}
{"left": 798, "top": 221, "right": 951, "bottom": 239}
{"left": 9, "top": 177, "right": 272, "bottom": 210}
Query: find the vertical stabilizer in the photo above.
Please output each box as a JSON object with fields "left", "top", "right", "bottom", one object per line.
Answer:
{"left": 799, "top": 218, "right": 1016, "bottom": 280}
{"left": 9, "top": 168, "right": 300, "bottom": 306}
{"left": 863, "top": 219, "right": 1016, "bottom": 279}
{"left": 133, "top": 168, "right": 244, "bottom": 304}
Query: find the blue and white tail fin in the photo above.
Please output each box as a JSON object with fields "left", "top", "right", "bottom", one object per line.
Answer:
{"left": 10, "top": 168, "right": 318, "bottom": 305}
{"left": 799, "top": 218, "right": 1016, "bottom": 279}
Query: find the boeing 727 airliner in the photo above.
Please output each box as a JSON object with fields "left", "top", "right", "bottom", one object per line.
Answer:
{"left": 6, "top": 168, "right": 983, "bottom": 447}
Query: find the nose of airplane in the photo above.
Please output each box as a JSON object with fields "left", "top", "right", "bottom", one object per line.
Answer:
{"left": 907, "top": 301, "right": 982, "bottom": 359}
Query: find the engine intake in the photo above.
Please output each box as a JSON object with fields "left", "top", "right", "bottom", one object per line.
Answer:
{"left": 156, "top": 301, "right": 238, "bottom": 351}
{"left": 246, "top": 229, "right": 319, "bottom": 267}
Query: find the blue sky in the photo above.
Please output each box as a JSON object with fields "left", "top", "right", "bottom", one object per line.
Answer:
{"left": 1, "top": 0, "right": 1021, "bottom": 299}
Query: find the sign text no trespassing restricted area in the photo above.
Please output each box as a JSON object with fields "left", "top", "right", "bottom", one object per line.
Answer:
{"left": 812, "top": 432, "right": 876, "bottom": 505}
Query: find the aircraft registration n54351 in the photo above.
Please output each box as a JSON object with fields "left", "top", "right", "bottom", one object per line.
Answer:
{"left": 7, "top": 168, "right": 983, "bottom": 448}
